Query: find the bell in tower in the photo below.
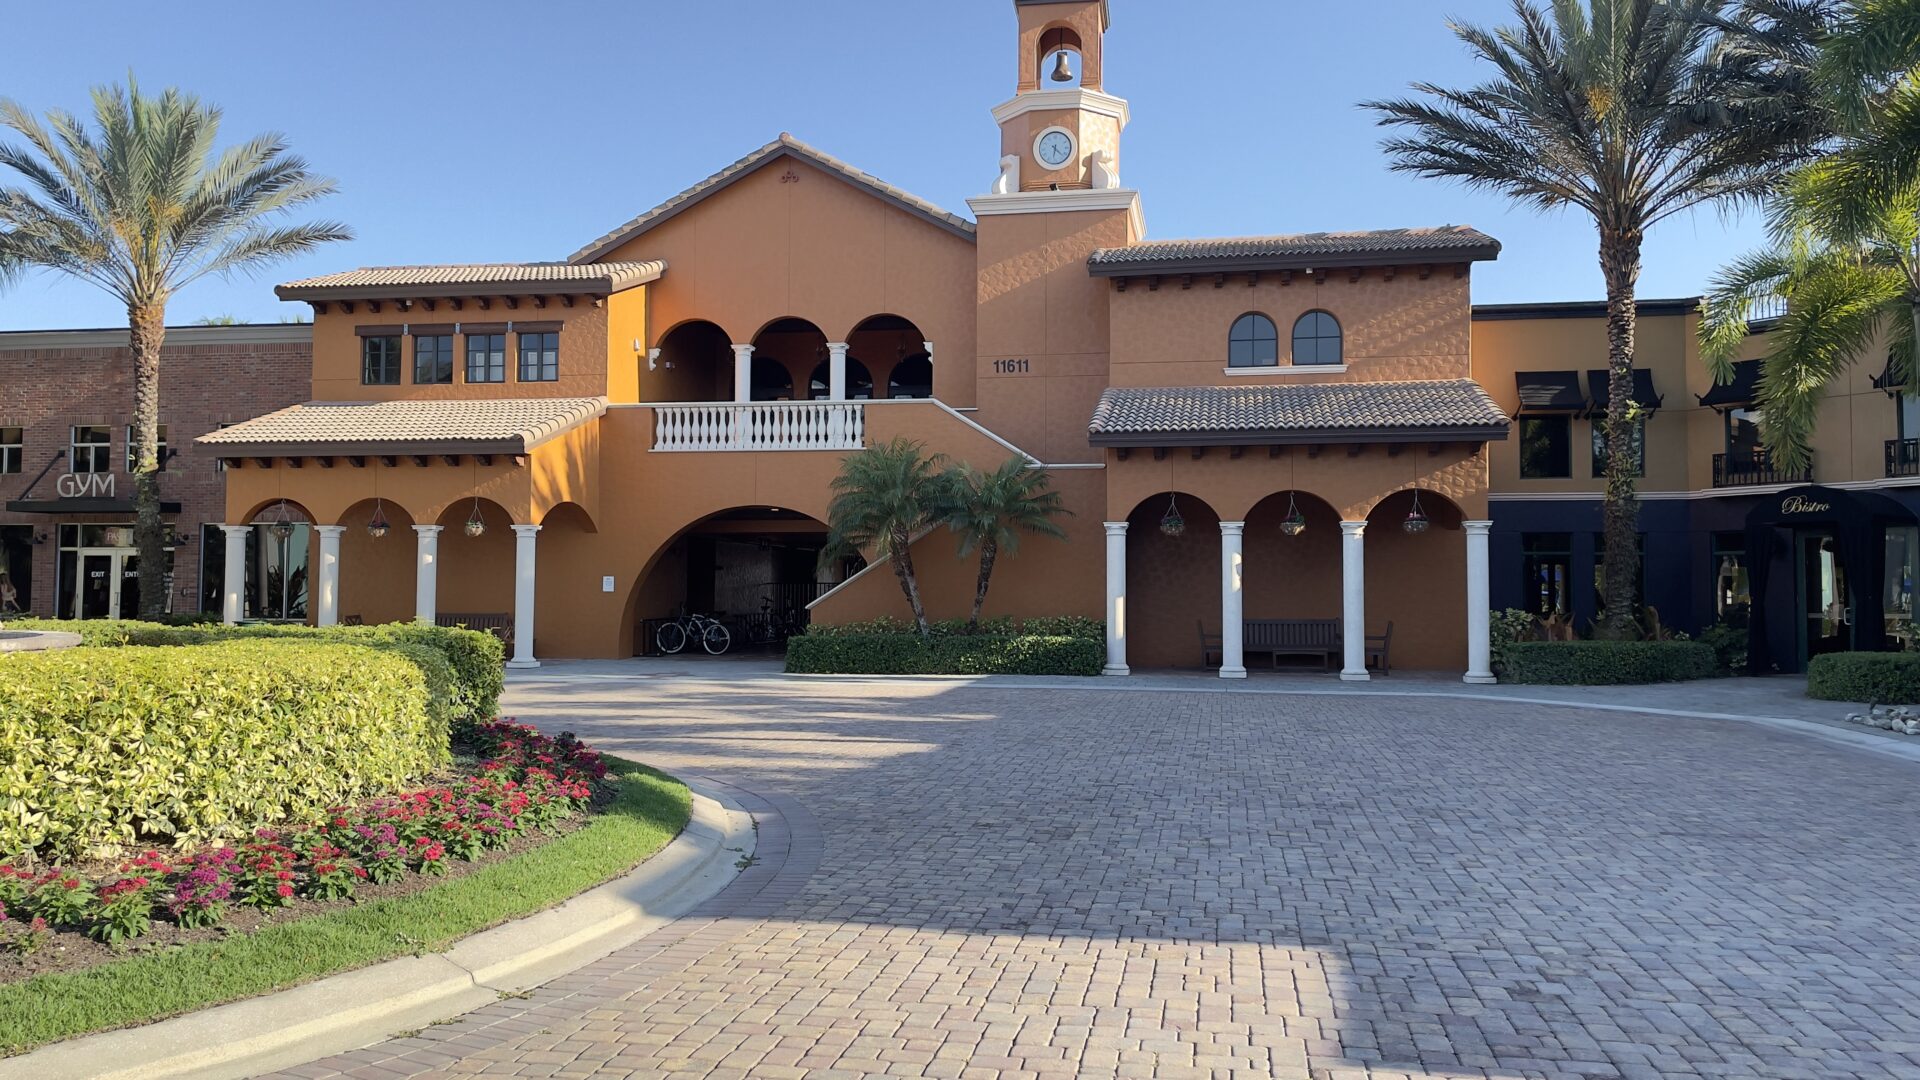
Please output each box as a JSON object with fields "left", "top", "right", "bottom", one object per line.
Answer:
{"left": 1050, "top": 48, "right": 1074, "bottom": 82}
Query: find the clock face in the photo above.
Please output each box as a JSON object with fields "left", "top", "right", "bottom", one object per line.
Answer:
{"left": 1035, "top": 130, "right": 1075, "bottom": 169}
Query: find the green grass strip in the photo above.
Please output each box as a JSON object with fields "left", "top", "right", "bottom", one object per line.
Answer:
{"left": 0, "top": 758, "right": 691, "bottom": 1055}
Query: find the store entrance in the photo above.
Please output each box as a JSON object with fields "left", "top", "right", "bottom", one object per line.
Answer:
{"left": 1796, "top": 530, "right": 1851, "bottom": 664}
{"left": 73, "top": 548, "right": 139, "bottom": 619}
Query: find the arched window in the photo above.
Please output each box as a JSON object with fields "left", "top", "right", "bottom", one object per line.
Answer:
{"left": 887, "top": 354, "right": 933, "bottom": 399}
{"left": 808, "top": 359, "right": 875, "bottom": 400}
{"left": 749, "top": 356, "right": 794, "bottom": 401}
{"left": 1228, "top": 313, "right": 1278, "bottom": 368}
{"left": 1292, "top": 311, "right": 1343, "bottom": 366}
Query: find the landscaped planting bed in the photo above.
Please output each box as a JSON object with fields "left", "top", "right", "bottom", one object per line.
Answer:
{"left": 0, "top": 719, "right": 690, "bottom": 1053}
{"left": 788, "top": 615, "right": 1105, "bottom": 676}
{"left": 1500, "top": 639, "right": 1717, "bottom": 685}
{"left": 1807, "top": 651, "right": 1920, "bottom": 703}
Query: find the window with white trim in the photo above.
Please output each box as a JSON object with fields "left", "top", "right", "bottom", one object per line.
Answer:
{"left": 126, "top": 424, "right": 168, "bottom": 472}
{"left": 70, "top": 425, "right": 111, "bottom": 474}
{"left": 0, "top": 427, "right": 19, "bottom": 474}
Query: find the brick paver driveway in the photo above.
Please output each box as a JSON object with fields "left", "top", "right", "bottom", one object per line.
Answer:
{"left": 280, "top": 668, "right": 1920, "bottom": 1080}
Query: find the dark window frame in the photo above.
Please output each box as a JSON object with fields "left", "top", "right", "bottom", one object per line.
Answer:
{"left": 1724, "top": 407, "right": 1764, "bottom": 461}
{"left": 413, "top": 333, "right": 454, "bottom": 385}
{"left": 1290, "top": 309, "right": 1343, "bottom": 366}
{"left": 465, "top": 333, "right": 507, "bottom": 384}
{"left": 360, "top": 335, "right": 403, "bottom": 385}
{"left": 517, "top": 331, "right": 559, "bottom": 382}
{"left": 70, "top": 425, "right": 112, "bottom": 474}
{"left": 1590, "top": 417, "right": 1645, "bottom": 479}
{"left": 125, "top": 423, "right": 169, "bottom": 472}
{"left": 0, "top": 426, "right": 20, "bottom": 475}
{"left": 1227, "top": 312, "right": 1279, "bottom": 369}
{"left": 1518, "top": 415, "right": 1572, "bottom": 479}
{"left": 1520, "top": 532, "right": 1573, "bottom": 619}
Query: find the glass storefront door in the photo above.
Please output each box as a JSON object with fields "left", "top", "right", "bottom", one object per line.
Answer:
{"left": 1798, "top": 531, "right": 1851, "bottom": 662}
{"left": 73, "top": 549, "right": 137, "bottom": 619}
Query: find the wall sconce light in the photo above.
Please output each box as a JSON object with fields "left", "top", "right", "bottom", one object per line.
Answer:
{"left": 31, "top": 532, "right": 47, "bottom": 546}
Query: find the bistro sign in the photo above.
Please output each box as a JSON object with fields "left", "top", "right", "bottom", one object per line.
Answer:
{"left": 1780, "top": 493, "right": 1830, "bottom": 515}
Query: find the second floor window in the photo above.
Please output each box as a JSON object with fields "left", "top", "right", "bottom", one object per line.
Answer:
{"left": 1900, "top": 393, "right": 1920, "bottom": 441}
{"left": 467, "top": 333, "right": 506, "bottom": 383}
{"left": 71, "top": 426, "right": 111, "bottom": 474}
{"left": 1518, "top": 416, "right": 1571, "bottom": 478}
{"left": 1725, "top": 407, "right": 1764, "bottom": 461}
{"left": 1227, "top": 313, "right": 1278, "bottom": 368}
{"left": 126, "top": 424, "right": 169, "bottom": 472}
{"left": 1292, "top": 310, "right": 1343, "bottom": 366}
{"left": 414, "top": 334, "right": 454, "bottom": 384}
{"left": 518, "top": 331, "right": 559, "bottom": 382}
{"left": 0, "top": 427, "right": 19, "bottom": 474}
{"left": 1590, "top": 418, "right": 1644, "bottom": 479}
{"left": 362, "top": 335, "right": 402, "bottom": 385}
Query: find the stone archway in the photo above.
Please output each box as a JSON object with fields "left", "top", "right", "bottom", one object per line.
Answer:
{"left": 1122, "top": 491, "right": 1222, "bottom": 669}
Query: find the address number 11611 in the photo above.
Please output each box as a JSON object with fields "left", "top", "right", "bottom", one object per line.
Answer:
{"left": 992, "top": 358, "right": 1032, "bottom": 375}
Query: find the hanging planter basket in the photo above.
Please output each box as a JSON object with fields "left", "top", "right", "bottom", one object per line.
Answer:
{"left": 1158, "top": 494, "right": 1186, "bottom": 537}
{"left": 1280, "top": 494, "right": 1306, "bottom": 537}
{"left": 464, "top": 498, "right": 487, "bottom": 538}
{"left": 269, "top": 500, "right": 296, "bottom": 542}
{"left": 366, "top": 499, "right": 390, "bottom": 540}
{"left": 1403, "top": 490, "right": 1430, "bottom": 535}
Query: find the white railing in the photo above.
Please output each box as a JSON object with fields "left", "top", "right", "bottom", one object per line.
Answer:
{"left": 651, "top": 401, "right": 866, "bottom": 452}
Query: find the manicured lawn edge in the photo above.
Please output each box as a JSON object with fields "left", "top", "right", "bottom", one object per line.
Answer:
{"left": 0, "top": 757, "right": 691, "bottom": 1055}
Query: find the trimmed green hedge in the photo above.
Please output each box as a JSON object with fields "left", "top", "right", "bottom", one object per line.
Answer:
{"left": 806, "top": 615, "right": 1104, "bottom": 641}
{"left": 2, "top": 619, "right": 502, "bottom": 723}
{"left": 0, "top": 641, "right": 440, "bottom": 859}
{"left": 786, "top": 632, "right": 1103, "bottom": 675}
{"left": 1806, "top": 651, "right": 1920, "bottom": 703}
{"left": 1501, "top": 640, "right": 1717, "bottom": 685}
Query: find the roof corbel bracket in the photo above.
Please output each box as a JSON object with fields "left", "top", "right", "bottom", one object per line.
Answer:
{"left": 284, "top": 457, "right": 303, "bottom": 469}
{"left": 1247, "top": 271, "right": 1260, "bottom": 288}
{"left": 502, "top": 296, "right": 518, "bottom": 310}
{"left": 1229, "top": 445, "right": 1244, "bottom": 459}
{"left": 476, "top": 454, "right": 493, "bottom": 466}
{"left": 409, "top": 455, "right": 429, "bottom": 468}
{"left": 1213, "top": 273, "right": 1227, "bottom": 289}
{"left": 510, "top": 454, "right": 528, "bottom": 466}
{"left": 339, "top": 301, "right": 355, "bottom": 314}
{"left": 316, "top": 457, "right": 334, "bottom": 469}
{"left": 1428, "top": 442, "right": 1444, "bottom": 456}
{"left": 420, "top": 298, "right": 436, "bottom": 312}
{"left": 379, "top": 455, "right": 397, "bottom": 468}
{"left": 1345, "top": 444, "right": 1363, "bottom": 458}
{"left": 448, "top": 298, "right": 463, "bottom": 311}
{"left": 1179, "top": 274, "right": 1193, "bottom": 290}
{"left": 1152, "top": 446, "right": 1168, "bottom": 461}
{"left": 559, "top": 295, "right": 575, "bottom": 308}
{"left": 366, "top": 300, "right": 381, "bottom": 314}
{"left": 347, "top": 456, "right": 366, "bottom": 468}
{"left": 531, "top": 295, "right": 547, "bottom": 309}
{"left": 441, "top": 455, "right": 461, "bottom": 467}
{"left": 1307, "top": 444, "right": 1322, "bottom": 458}
{"left": 1190, "top": 446, "right": 1204, "bottom": 460}
{"left": 1147, "top": 275, "right": 1161, "bottom": 292}
{"left": 474, "top": 297, "right": 491, "bottom": 311}
{"left": 1115, "top": 278, "right": 1128, "bottom": 293}
{"left": 1419, "top": 264, "right": 1433, "bottom": 280}
{"left": 1280, "top": 270, "right": 1294, "bottom": 287}
{"left": 1114, "top": 447, "right": 1129, "bottom": 460}
{"left": 1387, "top": 443, "right": 1405, "bottom": 457}
{"left": 1268, "top": 444, "right": 1283, "bottom": 458}
{"left": 1382, "top": 266, "right": 1397, "bottom": 282}
{"left": 1348, "top": 267, "right": 1363, "bottom": 283}
{"left": 312, "top": 302, "right": 330, "bottom": 315}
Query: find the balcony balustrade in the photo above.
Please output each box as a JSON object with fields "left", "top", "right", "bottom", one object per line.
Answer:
{"left": 1712, "top": 450, "right": 1811, "bottom": 488}
{"left": 650, "top": 401, "right": 865, "bottom": 452}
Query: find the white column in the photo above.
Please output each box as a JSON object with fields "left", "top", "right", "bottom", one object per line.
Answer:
{"left": 1463, "top": 520, "right": 1495, "bottom": 684}
{"left": 826, "top": 342, "right": 849, "bottom": 402}
{"left": 219, "top": 524, "right": 250, "bottom": 625}
{"left": 1340, "top": 521, "right": 1369, "bottom": 681}
{"left": 1219, "top": 521, "right": 1247, "bottom": 679}
{"left": 413, "top": 525, "right": 442, "bottom": 624}
{"left": 509, "top": 524, "right": 541, "bottom": 669}
{"left": 1103, "top": 521, "right": 1129, "bottom": 676}
{"left": 731, "top": 344, "right": 755, "bottom": 404}
{"left": 315, "top": 525, "right": 346, "bottom": 628}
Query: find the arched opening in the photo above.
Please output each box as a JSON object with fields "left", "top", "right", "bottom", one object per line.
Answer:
{"left": 433, "top": 497, "right": 517, "bottom": 621}
{"left": 1364, "top": 488, "right": 1467, "bottom": 671}
{"left": 626, "top": 505, "right": 854, "bottom": 656}
{"left": 751, "top": 318, "right": 827, "bottom": 404}
{"left": 185, "top": 499, "right": 314, "bottom": 622}
{"left": 808, "top": 358, "right": 874, "bottom": 400}
{"left": 849, "top": 314, "right": 930, "bottom": 400}
{"left": 1240, "top": 490, "right": 1344, "bottom": 668}
{"left": 335, "top": 497, "right": 418, "bottom": 626}
{"left": 1036, "top": 25, "right": 1084, "bottom": 88}
{"left": 1123, "top": 491, "right": 1222, "bottom": 669}
{"left": 651, "top": 319, "right": 734, "bottom": 402}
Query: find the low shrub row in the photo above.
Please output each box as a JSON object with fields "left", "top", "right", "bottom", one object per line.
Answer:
{"left": 1807, "top": 651, "right": 1920, "bottom": 703}
{"left": 2, "top": 618, "right": 503, "bottom": 723}
{"left": 805, "top": 615, "right": 1104, "bottom": 641}
{"left": 0, "top": 721, "right": 606, "bottom": 950}
{"left": 1500, "top": 640, "right": 1717, "bottom": 685}
{"left": 786, "top": 632, "right": 1103, "bottom": 675}
{"left": 0, "top": 641, "right": 442, "bottom": 859}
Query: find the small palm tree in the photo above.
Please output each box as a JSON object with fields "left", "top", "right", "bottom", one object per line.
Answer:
{"left": 821, "top": 438, "right": 948, "bottom": 638}
{"left": 1366, "top": 0, "right": 1820, "bottom": 639}
{"left": 939, "top": 457, "right": 1070, "bottom": 633}
{"left": 0, "top": 80, "right": 350, "bottom": 618}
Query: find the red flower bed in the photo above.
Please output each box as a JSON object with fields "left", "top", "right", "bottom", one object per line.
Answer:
{"left": 0, "top": 721, "right": 608, "bottom": 953}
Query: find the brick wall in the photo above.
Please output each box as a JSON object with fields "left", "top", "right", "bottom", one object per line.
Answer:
{"left": 0, "top": 324, "right": 312, "bottom": 617}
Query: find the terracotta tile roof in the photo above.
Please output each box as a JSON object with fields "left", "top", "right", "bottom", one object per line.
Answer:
{"left": 568, "top": 134, "right": 976, "bottom": 263}
{"left": 275, "top": 262, "right": 665, "bottom": 301}
{"left": 1087, "top": 226, "right": 1501, "bottom": 275}
{"left": 1088, "top": 380, "right": 1510, "bottom": 445}
{"left": 196, "top": 397, "right": 607, "bottom": 456}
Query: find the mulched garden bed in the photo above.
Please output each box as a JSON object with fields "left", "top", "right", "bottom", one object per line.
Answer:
{"left": 0, "top": 721, "right": 611, "bottom": 984}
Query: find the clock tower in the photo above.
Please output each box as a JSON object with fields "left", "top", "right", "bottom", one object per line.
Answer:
{"left": 967, "top": 0, "right": 1142, "bottom": 465}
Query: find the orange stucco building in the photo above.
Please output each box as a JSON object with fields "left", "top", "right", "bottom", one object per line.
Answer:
{"left": 204, "top": 0, "right": 1518, "bottom": 679}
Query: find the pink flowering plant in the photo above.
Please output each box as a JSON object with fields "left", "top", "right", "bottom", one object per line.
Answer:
{"left": 0, "top": 718, "right": 611, "bottom": 948}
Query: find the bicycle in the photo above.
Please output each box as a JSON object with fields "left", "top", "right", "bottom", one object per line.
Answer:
{"left": 655, "top": 612, "right": 732, "bottom": 656}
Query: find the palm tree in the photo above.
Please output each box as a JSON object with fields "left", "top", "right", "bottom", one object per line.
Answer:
{"left": 821, "top": 438, "right": 948, "bottom": 638}
{"left": 1366, "top": 0, "right": 1821, "bottom": 638}
{"left": 0, "top": 80, "right": 350, "bottom": 618}
{"left": 939, "top": 457, "right": 1070, "bottom": 633}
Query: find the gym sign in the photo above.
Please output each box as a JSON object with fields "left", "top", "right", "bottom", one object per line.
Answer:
{"left": 55, "top": 473, "right": 115, "bottom": 499}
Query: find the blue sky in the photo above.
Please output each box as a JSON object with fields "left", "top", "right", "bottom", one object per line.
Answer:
{"left": 0, "top": 0, "right": 1767, "bottom": 330}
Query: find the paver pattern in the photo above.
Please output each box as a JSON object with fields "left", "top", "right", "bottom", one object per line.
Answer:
{"left": 272, "top": 669, "right": 1920, "bottom": 1079}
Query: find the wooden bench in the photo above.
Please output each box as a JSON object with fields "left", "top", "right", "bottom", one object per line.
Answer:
{"left": 1366, "top": 620, "right": 1394, "bottom": 675}
{"left": 1244, "top": 618, "right": 1340, "bottom": 672}
{"left": 436, "top": 612, "right": 513, "bottom": 651}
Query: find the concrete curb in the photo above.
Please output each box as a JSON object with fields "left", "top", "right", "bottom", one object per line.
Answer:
{"left": 2, "top": 780, "right": 753, "bottom": 1080}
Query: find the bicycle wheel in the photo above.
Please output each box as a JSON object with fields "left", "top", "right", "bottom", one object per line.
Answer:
{"left": 655, "top": 621, "right": 688, "bottom": 655}
{"left": 702, "top": 623, "right": 733, "bottom": 655}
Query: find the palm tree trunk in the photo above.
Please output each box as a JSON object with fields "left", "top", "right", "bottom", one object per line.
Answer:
{"left": 968, "top": 540, "right": 998, "bottom": 633}
{"left": 889, "top": 526, "right": 930, "bottom": 638}
{"left": 1597, "top": 227, "right": 1644, "bottom": 641}
{"left": 130, "top": 303, "right": 169, "bottom": 621}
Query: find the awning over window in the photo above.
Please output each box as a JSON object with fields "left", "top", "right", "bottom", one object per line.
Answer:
{"left": 1698, "top": 359, "right": 1762, "bottom": 410}
{"left": 1514, "top": 370, "right": 1585, "bottom": 413}
{"left": 1872, "top": 357, "right": 1908, "bottom": 393}
{"left": 1584, "top": 368, "right": 1663, "bottom": 414}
